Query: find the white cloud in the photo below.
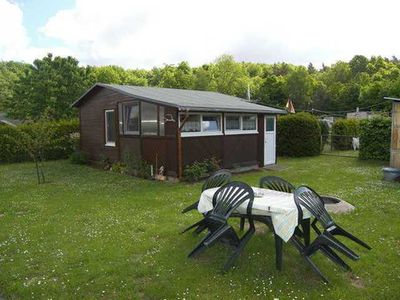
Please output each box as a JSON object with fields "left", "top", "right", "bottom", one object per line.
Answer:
{"left": 0, "top": 0, "right": 72, "bottom": 62}
{"left": 2, "top": 0, "right": 400, "bottom": 67}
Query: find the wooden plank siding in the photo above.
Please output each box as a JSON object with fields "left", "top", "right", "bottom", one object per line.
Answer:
{"left": 78, "top": 86, "right": 268, "bottom": 177}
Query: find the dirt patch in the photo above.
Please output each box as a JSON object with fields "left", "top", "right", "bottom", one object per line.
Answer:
{"left": 348, "top": 273, "right": 365, "bottom": 289}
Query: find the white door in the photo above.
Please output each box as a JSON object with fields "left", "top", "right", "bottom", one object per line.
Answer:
{"left": 264, "top": 116, "right": 276, "bottom": 165}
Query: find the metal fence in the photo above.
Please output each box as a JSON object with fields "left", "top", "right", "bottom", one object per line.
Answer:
{"left": 321, "top": 134, "right": 359, "bottom": 158}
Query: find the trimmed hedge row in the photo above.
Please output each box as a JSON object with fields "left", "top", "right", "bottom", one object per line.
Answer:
{"left": 277, "top": 112, "right": 321, "bottom": 157}
{"left": 0, "top": 119, "right": 79, "bottom": 163}
{"left": 359, "top": 117, "right": 391, "bottom": 161}
{"left": 331, "top": 119, "right": 360, "bottom": 150}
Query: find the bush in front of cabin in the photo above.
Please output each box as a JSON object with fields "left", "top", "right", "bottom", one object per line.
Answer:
{"left": 183, "top": 161, "right": 208, "bottom": 182}
{"left": 331, "top": 119, "right": 360, "bottom": 150}
{"left": 359, "top": 117, "right": 391, "bottom": 161}
{"left": 0, "top": 119, "right": 79, "bottom": 163}
{"left": 277, "top": 112, "right": 321, "bottom": 157}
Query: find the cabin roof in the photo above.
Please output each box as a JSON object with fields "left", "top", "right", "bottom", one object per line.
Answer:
{"left": 72, "top": 83, "right": 286, "bottom": 114}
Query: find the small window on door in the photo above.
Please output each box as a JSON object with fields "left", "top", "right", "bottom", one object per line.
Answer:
{"left": 105, "top": 109, "right": 116, "bottom": 146}
{"left": 266, "top": 117, "right": 275, "bottom": 132}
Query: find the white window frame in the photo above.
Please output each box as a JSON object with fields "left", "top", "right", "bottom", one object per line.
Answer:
{"left": 105, "top": 109, "right": 116, "bottom": 147}
{"left": 122, "top": 102, "right": 140, "bottom": 135}
{"left": 179, "top": 113, "right": 223, "bottom": 137}
{"left": 225, "top": 113, "right": 258, "bottom": 135}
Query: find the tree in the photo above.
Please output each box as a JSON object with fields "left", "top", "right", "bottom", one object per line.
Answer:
{"left": 211, "top": 55, "right": 248, "bottom": 97}
{"left": 286, "top": 66, "right": 313, "bottom": 109}
{"left": 8, "top": 54, "right": 91, "bottom": 120}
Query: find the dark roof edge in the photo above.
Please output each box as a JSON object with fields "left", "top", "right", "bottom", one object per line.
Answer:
{"left": 71, "top": 83, "right": 286, "bottom": 114}
{"left": 384, "top": 97, "right": 400, "bottom": 102}
{"left": 71, "top": 83, "right": 182, "bottom": 108}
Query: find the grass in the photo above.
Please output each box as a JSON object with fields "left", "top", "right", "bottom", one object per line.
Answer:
{"left": 0, "top": 156, "right": 399, "bottom": 299}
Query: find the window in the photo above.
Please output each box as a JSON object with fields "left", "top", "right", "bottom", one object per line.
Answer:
{"left": 225, "top": 114, "right": 258, "bottom": 134}
{"left": 266, "top": 117, "right": 275, "bottom": 132}
{"left": 181, "top": 115, "right": 201, "bottom": 133}
{"left": 105, "top": 110, "right": 116, "bottom": 146}
{"left": 225, "top": 115, "right": 241, "bottom": 130}
{"left": 141, "top": 102, "right": 158, "bottom": 135}
{"left": 242, "top": 115, "right": 257, "bottom": 130}
{"left": 179, "top": 113, "right": 222, "bottom": 136}
{"left": 159, "top": 106, "right": 165, "bottom": 136}
{"left": 202, "top": 114, "right": 221, "bottom": 132}
{"left": 123, "top": 102, "right": 139, "bottom": 134}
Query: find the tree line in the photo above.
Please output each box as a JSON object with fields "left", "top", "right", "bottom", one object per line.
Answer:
{"left": 1, "top": 53, "right": 399, "bottom": 121}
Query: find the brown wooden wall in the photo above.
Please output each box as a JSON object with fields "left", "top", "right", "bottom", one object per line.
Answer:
{"left": 78, "top": 86, "right": 179, "bottom": 175}
{"left": 182, "top": 114, "right": 266, "bottom": 168}
{"left": 78, "top": 86, "right": 270, "bottom": 177}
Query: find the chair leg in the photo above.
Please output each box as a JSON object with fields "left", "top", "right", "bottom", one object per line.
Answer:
{"left": 188, "top": 231, "right": 212, "bottom": 258}
{"left": 331, "top": 226, "right": 372, "bottom": 250}
{"left": 311, "top": 218, "right": 321, "bottom": 235}
{"left": 274, "top": 234, "right": 283, "bottom": 271}
{"left": 181, "top": 219, "right": 205, "bottom": 234}
{"left": 320, "top": 245, "right": 351, "bottom": 271}
{"left": 182, "top": 201, "right": 199, "bottom": 213}
{"left": 239, "top": 217, "right": 245, "bottom": 231}
{"left": 223, "top": 228, "right": 255, "bottom": 271}
{"left": 301, "top": 219, "right": 311, "bottom": 247}
{"left": 193, "top": 224, "right": 207, "bottom": 235}
{"left": 303, "top": 255, "right": 329, "bottom": 283}
{"left": 320, "top": 234, "right": 359, "bottom": 261}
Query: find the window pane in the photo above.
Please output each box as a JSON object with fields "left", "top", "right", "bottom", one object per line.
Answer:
{"left": 159, "top": 106, "right": 165, "bottom": 136}
{"left": 266, "top": 117, "right": 275, "bottom": 132}
{"left": 106, "top": 110, "right": 116, "bottom": 144}
{"left": 181, "top": 115, "right": 201, "bottom": 132}
{"left": 124, "top": 103, "right": 139, "bottom": 134}
{"left": 141, "top": 102, "right": 158, "bottom": 135}
{"left": 202, "top": 115, "right": 221, "bottom": 132}
{"left": 242, "top": 115, "right": 257, "bottom": 130}
{"left": 226, "top": 115, "right": 240, "bottom": 130}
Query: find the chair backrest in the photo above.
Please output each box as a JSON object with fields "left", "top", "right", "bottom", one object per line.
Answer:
{"left": 212, "top": 181, "right": 254, "bottom": 219}
{"left": 259, "top": 176, "right": 295, "bottom": 193}
{"left": 202, "top": 169, "right": 232, "bottom": 192}
{"left": 294, "top": 186, "right": 335, "bottom": 229}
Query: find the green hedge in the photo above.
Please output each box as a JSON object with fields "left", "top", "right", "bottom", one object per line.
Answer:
{"left": 359, "top": 117, "right": 391, "bottom": 161}
{"left": 331, "top": 119, "right": 360, "bottom": 150}
{"left": 277, "top": 112, "right": 321, "bottom": 157}
{"left": 0, "top": 119, "right": 79, "bottom": 163}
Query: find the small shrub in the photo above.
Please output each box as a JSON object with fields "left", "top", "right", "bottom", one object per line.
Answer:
{"left": 203, "top": 157, "right": 221, "bottom": 173}
{"left": 69, "top": 150, "right": 89, "bottom": 165}
{"left": 99, "top": 154, "right": 112, "bottom": 170}
{"left": 359, "top": 117, "right": 391, "bottom": 161}
{"left": 111, "top": 162, "right": 126, "bottom": 174}
{"left": 277, "top": 112, "right": 321, "bottom": 157}
{"left": 121, "top": 150, "right": 152, "bottom": 179}
{"left": 183, "top": 161, "right": 208, "bottom": 182}
{"left": 331, "top": 119, "right": 360, "bottom": 150}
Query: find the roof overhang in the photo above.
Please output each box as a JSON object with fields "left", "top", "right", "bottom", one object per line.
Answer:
{"left": 71, "top": 83, "right": 287, "bottom": 115}
{"left": 384, "top": 97, "right": 400, "bottom": 102}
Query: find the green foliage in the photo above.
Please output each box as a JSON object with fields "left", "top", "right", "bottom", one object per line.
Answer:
{"left": 121, "top": 151, "right": 152, "bottom": 179}
{"left": 0, "top": 119, "right": 79, "bottom": 163}
{"left": 359, "top": 117, "right": 391, "bottom": 161}
{"left": 2, "top": 53, "right": 400, "bottom": 120}
{"left": 69, "top": 150, "right": 89, "bottom": 165}
{"left": 331, "top": 119, "right": 360, "bottom": 150}
{"left": 319, "top": 120, "right": 330, "bottom": 149}
{"left": 183, "top": 161, "right": 208, "bottom": 182}
{"left": 110, "top": 162, "right": 126, "bottom": 174}
{"left": 277, "top": 113, "right": 321, "bottom": 157}
{"left": 8, "top": 54, "right": 92, "bottom": 120}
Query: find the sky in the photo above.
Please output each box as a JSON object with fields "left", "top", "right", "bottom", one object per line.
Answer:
{"left": 0, "top": 0, "right": 400, "bottom": 69}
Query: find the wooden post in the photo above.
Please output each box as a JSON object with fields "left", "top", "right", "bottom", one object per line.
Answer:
{"left": 177, "top": 112, "right": 189, "bottom": 179}
{"left": 391, "top": 101, "right": 400, "bottom": 168}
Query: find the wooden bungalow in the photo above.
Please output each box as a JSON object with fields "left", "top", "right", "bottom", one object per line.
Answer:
{"left": 72, "top": 83, "right": 286, "bottom": 178}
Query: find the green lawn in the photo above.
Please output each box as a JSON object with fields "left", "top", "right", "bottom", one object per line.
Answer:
{"left": 0, "top": 156, "right": 399, "bottom": 299}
